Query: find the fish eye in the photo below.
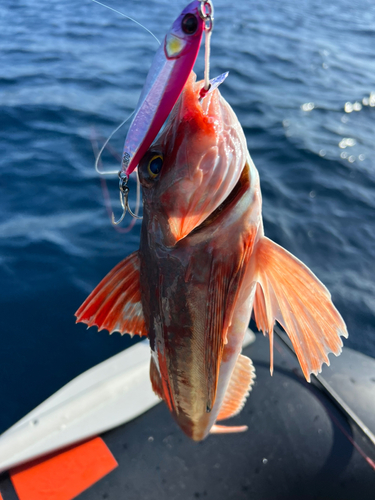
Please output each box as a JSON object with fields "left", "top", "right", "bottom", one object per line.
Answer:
{"left": 181, "top": 13, "right": 198, "bottom": 35}
{"left": 147, "top": 154, "right": 163, "bottom": 178}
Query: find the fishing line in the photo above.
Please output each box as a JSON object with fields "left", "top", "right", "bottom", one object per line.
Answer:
{"left": 94, "top": 112, "right": 134, "bottom": 175}
{"left": 91, "top": 0, "right": 161, "bottom": 46}
{"left": 203, "top": 29, "right": 212, "bottom": 90}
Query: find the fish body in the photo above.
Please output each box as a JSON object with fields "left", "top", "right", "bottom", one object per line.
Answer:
{"left": 137, "top": 74, "right": 259, "bottom": 439}
{"left": 76, "top": 73, "right": 347, "bottom": 441}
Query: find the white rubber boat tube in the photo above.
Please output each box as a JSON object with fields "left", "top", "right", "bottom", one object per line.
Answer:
{"left": 0, "top": 331, "right": 255, "bottom": 473}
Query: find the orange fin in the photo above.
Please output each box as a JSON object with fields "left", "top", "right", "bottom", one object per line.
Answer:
{"left": 253, "top": 237, "right": 348, "bottom": 381}
{"left": 149, "top": 354, "right": 175, "bottom": 411}
{"left": 150, "top": 356, "right": 163, "bottom": 400}
{"left": 210, "top": 424, "right": 248, "bottom": 434}
{"left": 204, "top": 256, "right": 229, "bottom": 412}
{"left": 217, "top": 354, "right": 256, "bottom": 421}
{"left": 204, "top": 232, "right": 256, "bottom": 413}
{"left": 75, "top": 251, "right": 147, "bottom": 337}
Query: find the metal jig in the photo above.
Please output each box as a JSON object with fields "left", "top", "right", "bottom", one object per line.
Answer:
{"left": 113, "top": 1, "right": 215, "bottom": 226}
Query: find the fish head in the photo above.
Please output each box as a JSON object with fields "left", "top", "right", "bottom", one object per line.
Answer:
{"left": 138, "top": 72, "right": 247, "bottom": 246}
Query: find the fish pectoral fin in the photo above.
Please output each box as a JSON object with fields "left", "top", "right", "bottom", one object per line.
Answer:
{"left": 217, "top": 354, "right": 256, "bottom": 421}
{"left": 205, "top": 230, "right": 257, "bottom": 413}
{"left": 75, "top": 251, "right": 147, "bottom": 337}
{"left": 150, "top": 353, "right": 176, "bottom": 412}
{"left": 253, "top": 237, "right": 348, "bottom": 381}
{"left": 210, "top": 424, "right": 248, "bottom": 434}
{"left": 204, "top": 255, "right": 231, "bottom": 412}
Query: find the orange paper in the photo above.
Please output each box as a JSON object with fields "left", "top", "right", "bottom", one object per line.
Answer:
{"left": 10, "top": 437, "right": 117, "bottom": 500}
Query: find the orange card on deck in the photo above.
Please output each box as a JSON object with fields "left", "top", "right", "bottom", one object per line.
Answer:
{"left": 10, "top": 437, "right": 118, "bottom": 500}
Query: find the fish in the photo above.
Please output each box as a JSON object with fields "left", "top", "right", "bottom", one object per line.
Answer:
{"left": 75, "top": 70, "right": 348, "bottom": 441}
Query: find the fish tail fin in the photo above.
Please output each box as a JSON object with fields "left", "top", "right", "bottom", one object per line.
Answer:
{"left": 253, "top": 237, "right": 348, "bottom": 381}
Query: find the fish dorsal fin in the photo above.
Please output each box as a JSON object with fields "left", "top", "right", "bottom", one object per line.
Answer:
{"left": 253, "top": 237, "right": 348, "bottom": 381}
{"left": 75, "top": 251, "right": 147, "bottom": 337}
{"left": 217, "top": 354, "right": 256, "bottom": 421}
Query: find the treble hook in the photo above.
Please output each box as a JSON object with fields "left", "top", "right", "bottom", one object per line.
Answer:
{"left": 112, "top": 172, "right": 143, "bottom": 225}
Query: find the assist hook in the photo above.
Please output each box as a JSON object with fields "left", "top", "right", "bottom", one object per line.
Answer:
{"left": 112, "top": 172, "right": 142, "bottom": 225}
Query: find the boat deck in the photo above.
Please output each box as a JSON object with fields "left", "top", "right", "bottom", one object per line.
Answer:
{"left": 1, "top": 331, "right": 374, "bottom": 499}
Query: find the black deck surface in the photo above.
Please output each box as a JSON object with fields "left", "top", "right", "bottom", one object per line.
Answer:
{"left": 1, "top": 333, "right": 374, "bottom": 500}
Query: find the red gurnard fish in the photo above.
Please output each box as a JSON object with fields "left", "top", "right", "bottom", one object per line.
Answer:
{"left": 76, "top": 73, "right": 348, "bottom": 441}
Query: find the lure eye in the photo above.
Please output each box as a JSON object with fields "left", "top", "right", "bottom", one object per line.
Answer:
{"left": 147, "top": 155, "right": 163, "bottom": 178}
{"left": 181, "top": 13, "right": 198, "bottom": 35}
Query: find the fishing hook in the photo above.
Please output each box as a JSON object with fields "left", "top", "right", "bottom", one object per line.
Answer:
{"left": 112, "top": 172, "right": 142, "bottom": 225}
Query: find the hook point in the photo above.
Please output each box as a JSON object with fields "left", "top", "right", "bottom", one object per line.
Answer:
{"left": 111, "top": 208, "right": 126, "bottom": 225}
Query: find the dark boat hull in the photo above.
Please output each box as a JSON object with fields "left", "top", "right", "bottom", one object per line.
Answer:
{"left": 1, "top": 332, "right": 374, "bottom": 500}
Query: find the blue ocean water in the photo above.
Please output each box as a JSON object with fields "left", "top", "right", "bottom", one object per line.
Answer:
{"left": 0, "top": 0, "right": 374, "bottom": 434}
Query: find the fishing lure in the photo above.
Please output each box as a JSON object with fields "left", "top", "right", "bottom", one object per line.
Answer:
{"left": 113, "top": 0, "right": 214, "bottom": 225}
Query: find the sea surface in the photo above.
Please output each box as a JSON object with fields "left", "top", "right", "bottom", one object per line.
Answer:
{"left": 0, "top": 0, "right": 374, "bottom": 434}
